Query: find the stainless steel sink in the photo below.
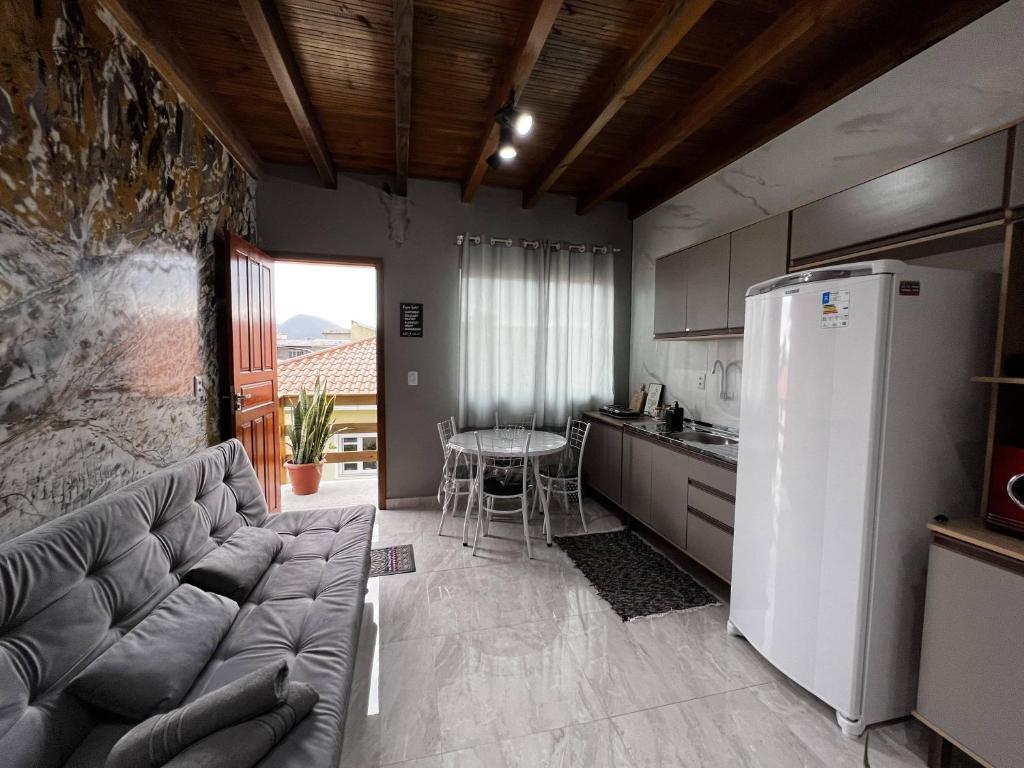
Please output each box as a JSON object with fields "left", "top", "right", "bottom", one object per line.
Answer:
{"left": 670, "top": 429, "right": 738, "bottom": 446}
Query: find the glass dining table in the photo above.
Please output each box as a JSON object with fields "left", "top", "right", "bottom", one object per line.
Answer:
{"left": 446, "top": 428, "right": 568, "bottom": 548}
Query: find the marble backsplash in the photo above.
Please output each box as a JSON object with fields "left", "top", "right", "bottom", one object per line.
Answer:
{"left": 0, "top": 1, "right": 256, "bottom": 541}
{"left": 628, "top": 246, "right": 742, "bottom": 431}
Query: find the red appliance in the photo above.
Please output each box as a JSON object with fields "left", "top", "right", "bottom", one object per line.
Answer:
{"left": 986, "top": 445, "right": 1024, "bottom": 537}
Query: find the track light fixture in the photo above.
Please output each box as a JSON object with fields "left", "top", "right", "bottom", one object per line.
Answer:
{"left": 486, "top": 92, "right": 533, "bottom": 168}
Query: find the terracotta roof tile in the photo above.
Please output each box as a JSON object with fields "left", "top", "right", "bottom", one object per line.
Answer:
{"left": 278, "top": 337, "right": 376, "bottom": 396}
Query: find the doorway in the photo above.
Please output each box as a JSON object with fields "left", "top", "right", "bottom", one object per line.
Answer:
{"left": 271, "top": 254, "right": 385, "bottom": 510}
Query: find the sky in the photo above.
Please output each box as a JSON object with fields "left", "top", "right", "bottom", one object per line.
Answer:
{"left": 274, "top": 262, "right": 377, "bottom": 328}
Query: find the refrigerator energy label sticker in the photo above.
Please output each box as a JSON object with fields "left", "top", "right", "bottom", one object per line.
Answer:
{"left": 820, "top": 289, "right": 850, "bottom": 328}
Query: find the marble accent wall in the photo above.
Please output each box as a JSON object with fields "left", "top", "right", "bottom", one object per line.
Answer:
{"left": 0, "top": 0, "right": 256, "bottom": 541}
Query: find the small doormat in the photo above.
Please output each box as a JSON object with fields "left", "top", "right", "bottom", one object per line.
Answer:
{"left": 369, "top": 545, "right": 416, "bottom": 577}
{"left": 555, "top": 530, "right": 719, "bottom": 621}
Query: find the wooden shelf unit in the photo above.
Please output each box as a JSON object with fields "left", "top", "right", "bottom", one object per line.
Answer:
{"left": 978, "top": 218, "right": 1024, "bottom": 516}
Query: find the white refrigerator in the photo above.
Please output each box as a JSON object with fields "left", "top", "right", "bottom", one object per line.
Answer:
{"left": 729, "top": 259, "right": 997, "bottom": 737}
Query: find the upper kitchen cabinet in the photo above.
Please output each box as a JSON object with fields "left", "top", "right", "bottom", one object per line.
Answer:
{"left": 727, "top": 214, "right": 789, "bottom": 329}
{"left": 654, "top": 251, "right": 688, "bottom": 336}
{"left": 1011, "top": 128, "right": 1024, "bottom": 210}
{"left": 653, "top": 235, "right": 730, "bottom": 337}
{"left": 791, "top": 131, "right": 1008, "bottom": 263}
{"left": 684, "top": 236, "right": 731, "bottom": 332}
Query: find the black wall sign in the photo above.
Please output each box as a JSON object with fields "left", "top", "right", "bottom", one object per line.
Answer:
{"left": 400, "top": 302, "right": 423, "bottom": 337}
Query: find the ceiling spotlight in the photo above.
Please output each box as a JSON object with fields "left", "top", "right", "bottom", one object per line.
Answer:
{"left": 513, "top": 111, "right": 533, "bottom": 137}
{"left": 497, "top": 125, "right": 517, "bottom": 160}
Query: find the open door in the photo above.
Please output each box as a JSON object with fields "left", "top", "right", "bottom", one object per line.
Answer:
{"left": 223, "top": 234, "right": 281, "bottom": 513}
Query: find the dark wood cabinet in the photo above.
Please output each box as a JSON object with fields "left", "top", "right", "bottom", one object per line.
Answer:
{"left": 622, "top": 433, "right": 653, "bottom": 525}
{"left": 650, "top": 445, "right": 688, "bottom": 549}
{"left": 728, "top": 214, "right": 789, "bottom": 328}
{"left": 790, "top": 131, "right": 1008, "bottom": 262}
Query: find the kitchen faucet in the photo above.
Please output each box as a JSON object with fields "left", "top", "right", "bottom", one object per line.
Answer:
{"left": 711, "top": 359, "right": 726, "bottom": 399}
{"left": 712, "top": 359, "right": 742, "bottom": 400}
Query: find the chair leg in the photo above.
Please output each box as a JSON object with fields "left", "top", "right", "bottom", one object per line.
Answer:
{"left": 520, "top": 495, "right": 533, "bottom": 559}
{"left": 438, "top": 480, "right": 451, "bottom": 535}
{"left": 576, "top": 484, "right": 588, "bottom": 533}
{"left": 472, "top": 503, "right": 485, "bottom": 556}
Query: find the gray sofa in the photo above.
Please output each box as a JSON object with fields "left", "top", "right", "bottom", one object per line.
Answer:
{"left": 0, "top": 439, "right": 375, "bottom": 768}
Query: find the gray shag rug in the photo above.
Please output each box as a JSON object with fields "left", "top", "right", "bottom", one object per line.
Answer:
{"left": 555, "top": 529, "right": 719, "bottom": 621}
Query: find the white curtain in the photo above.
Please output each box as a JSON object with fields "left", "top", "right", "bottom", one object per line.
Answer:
{"left": 458, "top": 237, "right": 615, "bottom": 428}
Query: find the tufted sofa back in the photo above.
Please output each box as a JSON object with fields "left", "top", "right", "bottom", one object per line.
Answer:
{"left": 0, "top": 439, "right": 269, "bottom": 768}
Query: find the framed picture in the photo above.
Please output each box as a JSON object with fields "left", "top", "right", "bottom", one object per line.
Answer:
{"left": 644, "top": 383, "right": 663, "bottom": 415}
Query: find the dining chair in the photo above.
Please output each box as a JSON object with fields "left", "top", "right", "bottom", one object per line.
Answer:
{"left": 494, "top": 411, "right": 536, "bottom": 430}
{"left": 471, "top": 427, "right": 535, "bottom": 558}
{"left": 436, "top": 417, "right": 473, "bottom": 535}
{"left": 537, "top": 418, "right": 591, "bottom": 533}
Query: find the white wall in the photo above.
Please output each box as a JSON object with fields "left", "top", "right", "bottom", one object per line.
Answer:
{"left": 630, "top": 0, "right": 1024, "bottom": 431}
{"left": 257, "top": 168, "right": 632, "bottom": 500}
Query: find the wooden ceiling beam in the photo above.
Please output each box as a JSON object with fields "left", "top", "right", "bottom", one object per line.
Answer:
{"left": 522, "top": 0, "right": 715, "bottom": 210}
{"left": 576, "top": 0, "right": 848, "bottom": 215}
{"left": 392, "top": 0, "right": 414, "bottom": 196}
{"left": 99, "top": 0, "right": 262, "bottom": 178}
{"left": 240, "top": 0, "right": 336, "bottom": 188}
{"left": 625, "top": 0, "right": 1009, "bottom": 218}
{"left": 460, "top": 0, "right": 564, "bottom": 204}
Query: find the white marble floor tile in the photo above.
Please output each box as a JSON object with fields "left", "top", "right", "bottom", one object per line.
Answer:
{"left": 433, "top": 619, "right": 609, "bottom": 753}
{"left": 387, "top": 719, "right": 631, "bottom": 768}
{"left": 339, "top": 499, "right": 941, "bottom": 768}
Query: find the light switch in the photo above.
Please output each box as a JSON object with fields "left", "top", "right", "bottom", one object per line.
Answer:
{"left": 407, "top": 371, "right": 418, "bottom": 386}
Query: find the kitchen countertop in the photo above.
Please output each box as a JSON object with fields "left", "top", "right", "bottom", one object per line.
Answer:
{"left": 581, "top": 410, "right": 739, "bottom": 468}
{"left": 928, "top": 517, "right": 1024, "bottom": 564}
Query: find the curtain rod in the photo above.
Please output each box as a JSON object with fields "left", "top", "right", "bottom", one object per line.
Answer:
{"left": 454, "top": 233, "right": 620, "bottom": 254}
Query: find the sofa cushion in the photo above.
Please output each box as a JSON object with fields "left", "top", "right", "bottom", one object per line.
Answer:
{"left": 107, "top": 659, "right": 290, "bottom": 768}
{"left": 164, "top": 682, "right": 318, "bottom": 768}
{"left": 183, "top": 527, "right": 283, "bottom": 602}
{"left": 0, "top": 439, "right": 267, "bottom": 768}
{"left": 183, "top": 504, "right": 375, "bottom": 768}
{"left": 69, "top": 585, "right": 238, "bottom": 720}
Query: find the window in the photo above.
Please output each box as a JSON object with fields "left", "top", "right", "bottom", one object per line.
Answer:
{"left": 458, "top": 239, "right": 614, "bottom": 427}
{"left": 364, "top": 461, "right": 377, "bottom": 470}
{"left": 342, "top": 436, "right": 359, "bottom": 452}
{"left": 343, "top": 462, "right": 359, "bottom": 471}
{"left": 363, "top": 437, "right": 377, "bottom": 451}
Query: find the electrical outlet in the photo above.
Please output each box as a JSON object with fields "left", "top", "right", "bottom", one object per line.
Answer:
{"left": 193, "top": 375, "right": 207, "bottom": 403}
{"left": 697, "top": 373, "right": 706, "bottom": 391}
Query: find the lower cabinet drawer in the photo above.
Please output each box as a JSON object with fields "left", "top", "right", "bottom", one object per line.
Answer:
{"left": 685, "top": 511, "right": 733, "bottom": 582}
{"left": 687, "top": 483, "right": 734, "bottom": 528}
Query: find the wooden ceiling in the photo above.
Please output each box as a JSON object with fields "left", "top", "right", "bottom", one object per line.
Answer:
{"left": 113, "top": 0, "right": 1007, "bottom": 217}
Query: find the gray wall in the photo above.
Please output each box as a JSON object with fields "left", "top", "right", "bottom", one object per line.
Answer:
{"left": 257, "top": 167, "right": 632, "bottom": 500}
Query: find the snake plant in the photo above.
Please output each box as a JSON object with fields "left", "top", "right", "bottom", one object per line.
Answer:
{"left": 286, "top": 377, "right": 336, "bottom": 466}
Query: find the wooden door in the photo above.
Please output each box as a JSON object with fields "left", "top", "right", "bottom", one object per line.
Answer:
{"left": 224, "top": 234, "right": 281, "bottom": 513}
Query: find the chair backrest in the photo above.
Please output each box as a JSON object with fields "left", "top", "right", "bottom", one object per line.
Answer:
{"left": 559, "top": 418, "right": 591, "bottom": 476}
{"left": 475, "top": 427, "right": 531, "bottom": 485}
{"left": 437, "top": 417, "right": 456, "bottom": 455}
{"left": 494, "top": 411, "right": 536, "bottom": 430}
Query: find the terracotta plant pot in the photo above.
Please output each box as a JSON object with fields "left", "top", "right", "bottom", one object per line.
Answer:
{"left": 286, "top": 460, "right": 324, "bottom": 495}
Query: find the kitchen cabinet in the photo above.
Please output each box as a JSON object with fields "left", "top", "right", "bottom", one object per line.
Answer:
{"left": 728, "top": 214, "right": 789, "bottom": 328}
{"left": 622, "top": 433, "right": 653, "bottom": 525}
{"left": 1011, "top": 128, "right": 1024, "bottom": 210}
{"left": 582, "top": 419, "right": 622, "bottom": 505}
{"left": 685, "top": 513, "right": 733, "bottom": 582}
{"left": 791, "top": 131, "right": 1007, "bottom": 262}
{"left": 684, "top": 235, "right": 731, "bottom": 332}
{"left": 653, "top": 251, "right": 687, "bottom": 335}
{"left": 650, "top": 444, "right": 688, "bottom": 549}
{"left": 915, "top": 520, "right": 1024, "bottom": 768}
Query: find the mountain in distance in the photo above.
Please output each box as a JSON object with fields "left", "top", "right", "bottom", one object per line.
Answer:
{"left": 277, "top": 314, "right": 343, "bottom": 339}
